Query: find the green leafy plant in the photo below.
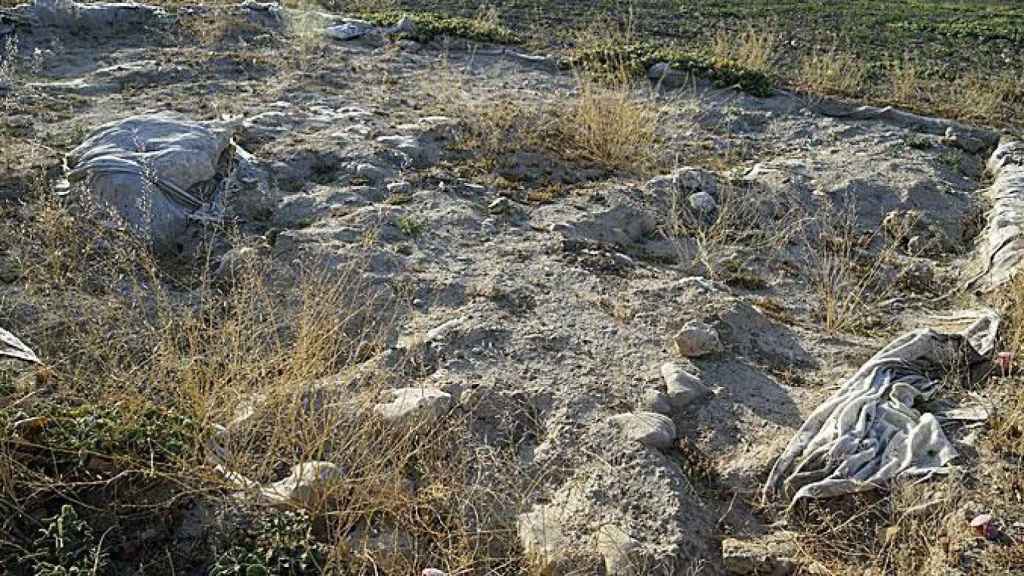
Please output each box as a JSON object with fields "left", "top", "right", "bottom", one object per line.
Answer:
{"left": 397, "top": 215, "right": 426, "bottom": 237}
{"left": 209, "top": 510, "right": 327, "bottom": 576}
{"left": 31, "top": 505, "right": 109, "bottom": 576}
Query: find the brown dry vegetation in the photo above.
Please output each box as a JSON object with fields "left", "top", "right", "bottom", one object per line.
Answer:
{"left": 0, "top": 177, "right": 529, "bottom": 574}
{"left": 423, "top": 55, "right": 665, "bottom": 192}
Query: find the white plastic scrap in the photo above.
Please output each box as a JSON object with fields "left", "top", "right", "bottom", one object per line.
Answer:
{"left": 0, "top": 327, "right": 41, "bottom": 364}
{"left": 324, "top": 20, "right": 372, "bottom": 40}
{"left": 764, "top": 315, "right": 998, "bottom": 508}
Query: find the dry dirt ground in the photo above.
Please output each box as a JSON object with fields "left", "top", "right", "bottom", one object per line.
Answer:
{"left": 1, "top": 2, "right": 1024, "bottom": 575}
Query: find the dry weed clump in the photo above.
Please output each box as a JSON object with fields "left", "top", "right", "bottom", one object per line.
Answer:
{"left": 0, "top": 178, "right": 528, "bottom": 573}
{"left": 711, "top": 23, "right": 777, "bottom": 75}
{"left": 427, "top": 58, "right": 664, "bottom": 179}
{"left": 887, "top": 56, "right": 925, "bottom": 105}
{"left": 941, "top": 72, "right": 1023, "bottom": 126}
{"left": 564, "top": 72, "right": 663, "bottom": 172}
{"left": 798, "top": 47, "right": 868, "bottom": 98}
{"left": 177, "top": 7, "right": 267, "bottom": 48}
{"left": 792, "top": 478, "right": 970, "bottom": 575}
{"left": 667, "top": 179, "right": 802, "bottom": 282}
{"left": 989, "top": 274, "right": 1024, "bottom": 459}
{"left": 806, "top": 200, "right": 910, "bottom": 334}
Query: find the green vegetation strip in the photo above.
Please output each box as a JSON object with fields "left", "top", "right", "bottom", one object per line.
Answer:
{"left": 569, "top": 42, "right": 775, "bottom": 97}
{"left": 356, "top": 11, "right": 519, "bottom": 44}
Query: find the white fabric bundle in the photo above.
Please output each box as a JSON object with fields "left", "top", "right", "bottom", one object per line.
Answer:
{"left": 764, "top": 319, "right": 995, "bottom": 507}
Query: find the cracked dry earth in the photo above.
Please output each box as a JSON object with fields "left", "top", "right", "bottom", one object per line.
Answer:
{"left": 0, "top": 4, "right": 1015, "bottom": 575}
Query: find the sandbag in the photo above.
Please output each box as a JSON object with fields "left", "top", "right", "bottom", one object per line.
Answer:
{"left": 16, "top": 0, "right": 167, "bottom": 30}
{"left": 974, "top": 140, "right": 1024, "bottom": 290}
{"left": 808, "top": 97, "right": 1000, "bottom": 151}
{"left": 764, "top": 315, "right": 997, "bottom": 508}
{"left": 65, "top": 113, "right": 238, "bottom": 256}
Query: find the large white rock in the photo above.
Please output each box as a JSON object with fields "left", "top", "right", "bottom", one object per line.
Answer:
{"left": 374, "top": 387, "right": 452, "bottom": 422}
{"left": 595, "top": 525, "right": 641, "bottom": 576}
{"left": 518, "top": 505, "right": 571, "bottom": 575}
{"left": 673, "top": 320, "right": 722, "bottom": 357}
{"left": 608, "top": 412, "right": 677, "bottom": 449}
{"left": 661, "top": 362, "right": 710, "bottom": 409}
{"left": 261, "top": 461, "right": 344, "bottom": 507}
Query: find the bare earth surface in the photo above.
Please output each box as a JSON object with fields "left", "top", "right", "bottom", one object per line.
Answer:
{"left": 1, "top": 2, "right": 1021, "bottom": 574}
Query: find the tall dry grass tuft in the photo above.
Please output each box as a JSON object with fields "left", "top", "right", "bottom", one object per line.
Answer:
{"left": 793, "top": 478, "right": 969, "bottom": 575}
{"left": 798, "top": 47, "right": 868, "bottom": 98}
{"left": 942, "top": 72, "right": 1022, "bottom": 126}
{"left": 711, "top": 23, "right": 777, "bottom": 74}
{"left": 888, "top": 56, "right": 925, "bottom": 105}
{"left": 427, "top": 55, "right": 663, "bottom": 178}
{"left": 564, "top": 71, "right": 663, "bottom": 173}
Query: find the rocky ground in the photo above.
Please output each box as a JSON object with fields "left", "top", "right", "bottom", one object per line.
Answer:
{"left": 2, "top": 2, "right": 1024, "bottom": 575}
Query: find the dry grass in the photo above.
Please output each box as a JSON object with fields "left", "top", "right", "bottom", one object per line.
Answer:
{"left": 176, "top": 7, "right": 268, "bottom": 48}
{"left": 710, "top": 23, "right": 777, "bottom": 75}
{"left": 333, "top": 0, "right": 400, "bottom": 11}
{"left": 991, "top": 273, "right": 1024, "bottom": 458}
{"left": 427, "top": 56, "right": 664, "bottom": 182}
{"left": 0, "top": 177, "right": 528, "bottom": 573}
{"left": 667, "top": 179, "right": 802, "bottom": 281}
{"left": 941, "top": 72, "right": 1022, "bottom": 126}
{"left": 563, "top": 72, "right": 663, "bottom": 172}
{"left": 807, "top": 200, "right": 911, "bottom": 334}
{"left": 887, "top": 56, "right": 925, "bottom": 105}
{"left": 797, "top": 47, "right": 868, "bottom": 98}
{"left": 793, "top": 478, "right": 970, "bottom": 575}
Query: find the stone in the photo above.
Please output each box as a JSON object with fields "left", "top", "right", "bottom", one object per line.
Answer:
{"left": 595, "top": 525, "right": 640, "bottom": 576}
{"left": 489, "top": 196, "right": 512, "bottom": 214}
{"left": 648, "top": 62, "right": 687, "bottom": 89}
{"left": 688, "top": 191, "right": 718, "bottom": 225}
{"left": 608, "top": 412, "right": 677, "bottom": 449}
{"left": 274, "top": 193, "right": 326, "bottom": 227}
{"left": 374, "top": 387, "right": 452, "bottom": 422}
{"left": 661, "top": 362, "right": 710, "bottom": 409}
{"left": 518, "top": 505, "right": 571, "bottom": 575}
{"left": 325, "top": 21, "right": 371, "bottom": 41}
{"left": 646, "top": 167, "right": 719, "bottom": 199}
{"left": 721, "top": 534, "right": 798, "bottom": 576}
{"left": 261, "top": 461, "right": 344, "bottom": 507}
{"left": 28, "top": 0, "right": 168, "bottom": 30}
{"left": 213, "top": 246, "right": 258, "bottom": 285}
{"left": 386, "top": 180, "right": 411, "bottom": 195}
{"left": 355, "top": 162, "right": 388, "bottom": 182}
{"left": 640, "top": 389, "right": 672, "bottom": 415}
{"left": 673, "top": 321, "right": 722, "bottom": 357}
{"left": 942, "top": 126, "right": 986, "bottom": 154}
{"left": 386, "top": 15, "right": 415, "bottom": 36}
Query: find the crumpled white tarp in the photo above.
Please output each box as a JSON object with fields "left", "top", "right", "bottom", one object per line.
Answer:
{"left": 764, "top": 315, "right": 997, "bottom": 508}
{"left": 65, "top": 112, "right": 238, "bottom": 256}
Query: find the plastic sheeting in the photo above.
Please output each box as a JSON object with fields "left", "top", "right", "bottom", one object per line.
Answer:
{"left": 0, "top": 327, "right": 40, "bottom": 364}
{"left": 764, "top": 314, "right": 997, "bottom": 508}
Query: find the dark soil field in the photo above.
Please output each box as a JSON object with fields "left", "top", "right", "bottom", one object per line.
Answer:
{"left": 348, "top": 0, "right": 1024, "bottom": 128}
